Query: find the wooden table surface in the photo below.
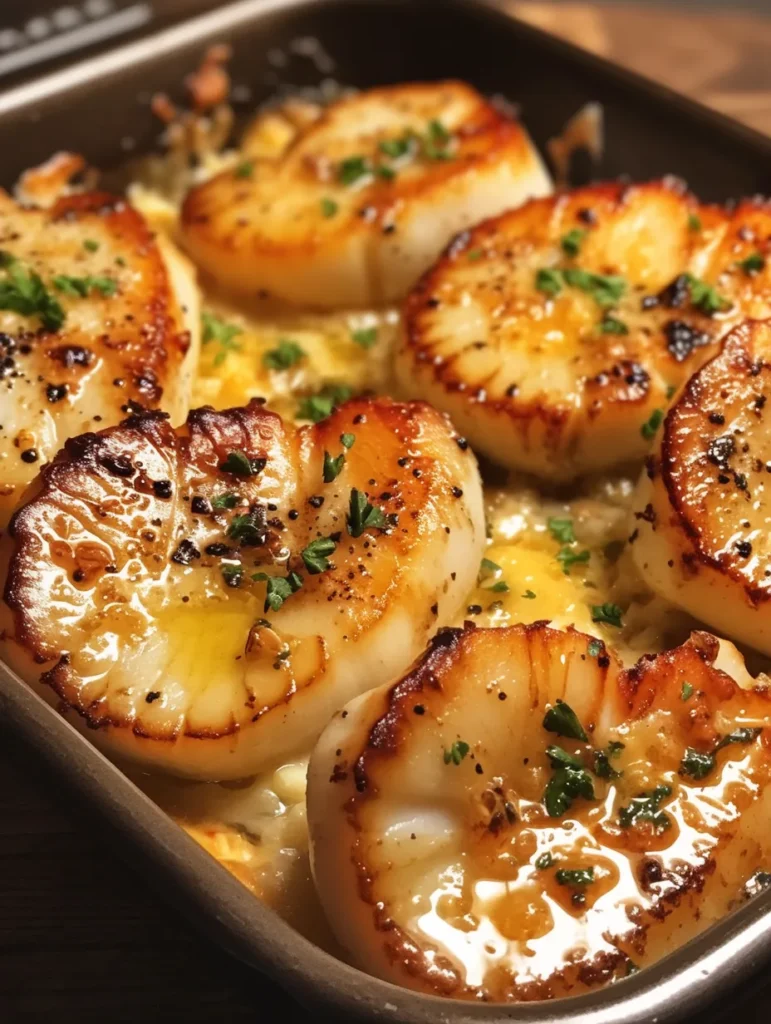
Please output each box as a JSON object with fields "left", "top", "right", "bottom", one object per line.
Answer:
{"left": 2, "top": 4, "right": 771, "bottom": 1021}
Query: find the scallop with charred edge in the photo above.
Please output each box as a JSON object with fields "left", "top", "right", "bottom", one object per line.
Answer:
{"left": 179, "top": 81, "right": 551, "bottom": 308}
{"left": 0, "top": 190, "right": 200, "bottom": 524}
{"left": 0, "top": 397, "right": 484, "bottom": 780}
{"left": 632, "top": 318, "right": 771, "bottom": 656}
{"left": 397, "top": 181, "right": 771, "bottom": 480}
{"left": 308, "top": 622, "right": 771, "bottom": 1001}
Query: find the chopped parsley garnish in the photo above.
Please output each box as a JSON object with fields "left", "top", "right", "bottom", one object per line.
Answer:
{"left": 83, "top": 239, "right": 100, "bottom": 252}
{"left": 227, "top": 509, "right": 266, "bottom": 545}
{"left": 53, "top": 274, "right": 117, "bottom": 298}
{"left": 522, "top": 589, "right": 537, "bottom": 599}
{"left": 563, "top": 268, "right": 626, "bottom": 308}
{"left": 252, "top": 571, "right": 303, "bottom": 612}
{"left": 666, "top": 384, "right": 677, "bottom": 399}
{"left": 543, "top": 700, "right": 588, "bottom": 742}
{"left": 738, "top": 251, "right": 766, "bottom": 275}
{"left": 555, "top": 867, "right": 595, "bottom": 888}
{"left": 467, "top": 249, "right": 483, "bottom": 262}
{"left": 535, "top": 852, "right": 554, "bottom": 870}
{"left": 641, "top": 408, "right": 664, "bottom": 440}
{"left": 591, "top": 603, "right": 623, "bottom": 628}
{"left": 687, "top": 213, "right": 702, "bottom": 232}
{"left": 301, "top": 536, "right": 336, "bottom": 575}
{"left": 715, "top": 727, "right": 762, "bottom": 751}
{"left": 599, "top": 315, "right": 628, "bottom": 335}
{"left": 338, "top": 155, "right": 371, "bottom": 186}
{"left": 680, "top": 747, "right": 715, "bottom": 780}
{"left": 479, "top": 557, "right": 509, "bottom": 592}
{"left": 561, "top": 228, "right": 586, "bottom": 257}
{"left": 375, "top": 164, "right": 396, "bottom": 181}
{"left": 340, "top": 432, "right": 356, "bottom": 449}
{"left": 587, "top": 640, "right": 603, "bottom": 657}
{"left": 212, "top": 492, "right": 240, "bottom": 510}
{"left": 593, "top": 745, "right": 623, "bottom": 779}
{"left": 543, "top": 745, "right": 595, "bottom": 818}
{"left": 480, "top": 557, "right": 501, "bottom": 575}
{"left": 220, "top": 450, "right": 265, "bottom": 477}
{"left": 221, "top": 563, "right": 243, "bottom": 587}
{"left": 234, "top": 160, "right": 254, "bottom": 178}
{"left": 618, "top": 784, "right": 672, "bottom": 831}
{"left": 379, "top": 135, "right": 412, "bottom": 159}
{"left": 202, "top": 312, "right": 243, "bottom": 366}
{"left": 296, "top": 384, "right": 353, "bottom": 422}
{"left": 263, "top": 338, "right": 305, "bottom": 370}
{"left": 320, "top": 197, "right": 339, "bottom": 218}
{"left": 547, "top": 517, "right": 575, "bottom": 544}
{"left": 535, "top": 267, "right": 564, "bottom": 297}
{"left": 424, "top": 119, "right": 453, "bottom": 160}
{"left": 487, "top": 580, "right": 509, "bottom": 593}
{"left": 557, "top": 546, "right": 590, "bottom": 575}
{"left": 443, "top": 739, "right": 470, "bottom": 765}
{"left": 685, "top": 273, "right": 729, "bottom": 315}
{"left": 323, "top": 450, "right": 346, "bottom": 483}
{"left": 351, "top": 326, "right": 378, "bottom": 349}
{"left": 681, "top": 681, "right": 694, "bottom": 701}
{"left": 0, "top": 254, "right": 64, "bottom": 331}
{"left": 347, "top": 488, "right": 388, "bottom": 537}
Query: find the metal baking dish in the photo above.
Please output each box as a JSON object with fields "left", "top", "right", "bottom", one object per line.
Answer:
{"left": 1, "top": 1, "right": 771, "bottom": 1021}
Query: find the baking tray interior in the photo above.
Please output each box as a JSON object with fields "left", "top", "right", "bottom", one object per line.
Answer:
{"left": 2, "top": 1, "right": 771, "bottom": 1022}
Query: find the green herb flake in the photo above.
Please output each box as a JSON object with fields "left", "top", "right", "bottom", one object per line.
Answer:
{"left": 593, "top": 747, "right": 622, "bottom": 780}
{"left": 83, "top": 239, "right": 100, "bottom": 252}
{"left": 543, "top": 700, "right": 588, "bottom": 742}
{"left": 219, "top": 450, "right": 265, "bottom": 477}
{"left": 227, "top": 510, "right": 266, "bottom": 545}
{"left": 591, "top": 603, "right": 623, "bottom": 628}
{"left": 681, "top": 681, "right": 694, "bottom": 701}
{"left": 263, "top": 338, "right": 305, "bottom": 371}
{"left": 351, "top": 326, "right": 378, "bottom": 349}
{"left": 687, "top": 213, "right": 702, "bottom": 232}
{"left": 212, "top": 492, "right": 240, "bottom": 510}
{"left": 666, "top": 384, "right": 677, "bottom": 400}
{"left": 221, "top": 563, "right": 243, "bottom": 587}
{"left": 375, "top": 164, "right": 396, "bottom": 181}
{"left": 301, "top": 536, "right": 337, "bottom": 575}
{"left": 557, "top": 546, "right": 590, "bottom": 575}
{"left": 202, "top": 312, "right": 243, "bottom": 366}
{"left": 563, "top": 268, "right": 627, "bottom": 308}
{"left": 340, "top": 432, "right": 356, "bottom": 449}
{"left": 555, "top": 867, "right": 595, "bottom": 888}
{"left": 587, "top": 639, "right": 603, "bottom": 657}
{"left": 599, "top": 315, "right": 628, "bottom": 335}
{"left": 535, "top": 852, "right": 554, "bottom": 870}
{"left": 686, "top": 273, "right": 730, "bottom": 315}
{"left": 680, "top": 746, "right": 715, "bottom": 780}
{"left": 347, "top": 488, "right": 388, "bottom": 537}
{"left": 338, "top": 155, "right": 371, "bottom": 186}
{"left": 467, "top": 249, "right": 483, "bottom": 262}
{"left": 320, "top": 197, "right": 339, "bottom": 218}
{"left": 424, "top": 119, "right": 453, "bottom": 160}
{"left": 53, "top": 274, "right": 117, "bottom": 298}
{"left": 296, "top": 384, "right": 353, "bottom": 423}
{"left": 323, "top": 450, "right": 346, "bottom": 483}
{"left": 443, "top": 739, "right": 470, "bottom": 765}
{"left": 0, "top": 255, "right": 64, "bottom": 332}
{"left": 547, "top": 517, "right": 575, "bottom": 544}
{"left": 234, "top": 160, "right": 254, "bottom": 179}
{"left": 544, "top": 761, "right": 595, "bottom": 818}
{"left": 618, "top": 784, "right": 672, "bottom": 832}
{"left": 379, "top": 136, "right": 412, "bottom": 159}
{"left": 738, "top": 251, "right": 766, "bottom": 276}
{"left": 641, "top": 408, "right": 664, "bottom": 440}
{"left": 714, "top": 727, "right": 762, "bottom": 752}
{"left": 488, "top": 580, "right": 510, "bottom": 593}
{"left": 536, "top": 267, "right": 564, "bottom": 297}
{"left": 522, "top": 589, "right": 537, "bottom": 599}
{"left": 561, "top": 228, "right": 587, "bottom": 257}
{"left": 479, "top": 558, "right": 502, "bottom": 577}
{"left": 251, "top": 571, "right": 303, "bottom": 612}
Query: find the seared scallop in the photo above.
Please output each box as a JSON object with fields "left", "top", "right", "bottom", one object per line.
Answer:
{"left": 308, "top": 622, "right": 771, "bottom": 1000}
{"left": 179, "top": 81, "right": 551, "bottom": 308}
{"left": 397, "top": 181, "right": 771, "bottom": 480}
{"left": 632, "top": 318, "right": 771, "bottom": 656}
{"left": 0, "top": 397, "right": 484, "bottom": 780}
{"left": 0, "top": 189, "right": 200, "bottom": 523}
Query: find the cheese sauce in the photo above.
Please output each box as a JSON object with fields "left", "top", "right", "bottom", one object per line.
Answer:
{"left": 121, "top": 111, "right": 768, "bottom": 971}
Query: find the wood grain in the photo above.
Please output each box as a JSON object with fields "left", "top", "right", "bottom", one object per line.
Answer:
{"left": 2, "top": 4, "right": 771, "bottom": 1021}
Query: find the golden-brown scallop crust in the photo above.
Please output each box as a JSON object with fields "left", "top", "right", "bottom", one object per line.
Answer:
{"left": 398, "top": 180, "right": 771, "bottom": 479}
